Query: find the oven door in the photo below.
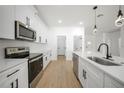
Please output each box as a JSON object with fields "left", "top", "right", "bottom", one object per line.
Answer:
{"left": 28, "top": 56, "right": 43, "bottom": 85}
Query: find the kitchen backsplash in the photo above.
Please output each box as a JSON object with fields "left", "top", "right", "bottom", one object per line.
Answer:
{"left": 0, "top": 39, "right": 47, "bottom": 59}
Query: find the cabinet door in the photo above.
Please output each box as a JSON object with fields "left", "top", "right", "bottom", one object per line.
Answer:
{"left": 86, "top": 72, "right": 101, "bottom": 88}
{"left": 0, "top": 76, "right": 19, "bottom": 88}
{"left": 86, "top": 65, "right": 103, "bottom": 88}
{"left": 0, "top": 6, "right": 15, "bottom": 39}
{"left": 18, "top": 62, "right": 28, "bottom": 88}
{"left": 78, "top": 61, "right": 87, "bottom": 87}
{"left": 104, "top": 75, "right": 124, "bottom": 88}
{"left": 0, "top": 62, "right": 28, "bottom": 88}
{"left": 79, "top": 57, "right": 104, "bottom": 88}
{"left": 15, "top": 6, "right": 30, "bottom": 25}
{"left": 0, "top": 68, "right": 20, "bottom": 88}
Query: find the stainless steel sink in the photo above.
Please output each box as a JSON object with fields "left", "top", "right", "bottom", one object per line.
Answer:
{"left": 87, "top": 56, "right": 121, "bottom": 66}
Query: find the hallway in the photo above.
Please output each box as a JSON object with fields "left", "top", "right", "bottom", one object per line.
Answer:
{"left": 36, "top": 56, "right": 81, "bottom": 88}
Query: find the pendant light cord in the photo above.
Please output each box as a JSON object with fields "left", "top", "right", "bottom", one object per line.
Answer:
{"left": 95, "top": 9, "right": 96, "bottom": 26}
{"left": 118, "top": 5, "right": 123, "bottom": 17}
{"left": 119, "top": 5, "right": 121, "bottom": 10}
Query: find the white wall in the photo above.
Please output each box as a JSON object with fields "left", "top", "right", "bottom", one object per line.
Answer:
{"left": 85, "top": 32, "right": 104, "bottom": 53}
{"left": 104, "top": 30, "right": 120, "bottom": 56}
{"left": 47, "top": 27, "right": 85, "bottom": 60}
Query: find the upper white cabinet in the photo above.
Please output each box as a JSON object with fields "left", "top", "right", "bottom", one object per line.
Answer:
{"left": 15, "top": 6, "right": 35, "bottom": 28}
{"left": 0, "top": 5, "right": 48, "bottom": 41}
{"left": 15, "top": 5, "right": 48, "bottom": 43}
{"left": 0, "top": 6, "right": 15, "bottom": 39}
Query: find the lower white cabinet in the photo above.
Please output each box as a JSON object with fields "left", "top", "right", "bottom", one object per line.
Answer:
{"left": 43, "top": 50, "right": 52, "bottom": 70}
{"left": 0, "top": 62, "right": 28, "bottom": 88}
{"left": 78, "top": 59, "right": 87, "bottom": 87}
{"left": 78, "top": 57, "right": 104, "bottom": 88}
{"left": 77, "top": 54, "right": 124, "bottom": 88}
{"left": 18, "top": 62, "right": 28, "bottom": 88}
{"left": 86, "top": 66, "right": 104, "bottom": 88}
{"left": 104, "top": 75, "right": 124, "bottom": 88}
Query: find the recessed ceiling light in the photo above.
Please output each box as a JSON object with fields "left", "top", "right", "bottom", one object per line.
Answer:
{"left": 79, "top": 22, "right": 83, "bottom": 25}
{"left": 58, "top": 20, "right": 62, "bottom": 24}
{"left": 87, "top": 41, "right": 91, "bottom": 45}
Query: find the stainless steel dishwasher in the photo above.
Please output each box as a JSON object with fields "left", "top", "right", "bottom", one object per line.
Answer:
{"left": 73, "top": 53, "right": 79, "bottom": 79}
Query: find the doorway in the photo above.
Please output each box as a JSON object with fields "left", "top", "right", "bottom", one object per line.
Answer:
{"left": 57, "top": 36, "right": 66, "bottom": 60}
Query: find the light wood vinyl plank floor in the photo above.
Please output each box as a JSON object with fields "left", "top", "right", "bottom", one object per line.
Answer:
{"left": 36, "top": 56, "right": 81, "bottom": 88}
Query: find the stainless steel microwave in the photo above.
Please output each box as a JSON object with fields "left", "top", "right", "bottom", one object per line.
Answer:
{"left": 15, "top": 21, "right": 36, "bottom": 41}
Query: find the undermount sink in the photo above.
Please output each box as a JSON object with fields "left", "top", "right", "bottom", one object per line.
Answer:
{"left": 87, "top": 56, "right": 121, "bottom": 66}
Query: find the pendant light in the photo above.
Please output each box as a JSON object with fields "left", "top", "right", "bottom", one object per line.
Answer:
{"left": 115, "top": 5, "right": 124, "bottom": 27}
{"left": 93, "top": 6, "right": 98, "bottom": 33}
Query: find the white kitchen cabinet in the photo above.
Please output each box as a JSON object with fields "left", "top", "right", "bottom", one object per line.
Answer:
{"left": 104, "top": 74, "right": 124, "bottom": 88}
{"left": 15, "top": 5, "right": 48, "bottom": 43}
{"left": 78, "top": 57, "right": 104, "bottom": 88}
{"left": 18, "top": 62, "right": 28, "bottom": 88}
{"left": 86, "top": 64, "right": 104, "bottom": 88}
{"left": 43, "top": 50, "right": 52, "bottom": 70}
{"left": 78, "top": 58, "right": 87, "bottom": 87}
{"left": 41, "top": 36, "right": 47, "bottom": 44}
{"left": 15, "top": 6, "right": 35, "bottom": 28}
{"left": 0, "top": 62, "right": 28, "bottom": 88}
{"left": 38, "top": 36, "right": 47, "bottom": 44}
{"left": 0, "top": 6, "right": 15, "bottom": 39}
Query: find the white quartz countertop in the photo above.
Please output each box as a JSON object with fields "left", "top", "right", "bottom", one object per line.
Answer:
{"left": 73, "top": 51, "right": 124, "bottom": 85}
{"left": 0, "top": 59, "right": 28, "bottom": 73}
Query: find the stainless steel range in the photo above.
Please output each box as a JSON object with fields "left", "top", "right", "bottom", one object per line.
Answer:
{"left": 5, "top": 47, "right": 43, "bottom": 88}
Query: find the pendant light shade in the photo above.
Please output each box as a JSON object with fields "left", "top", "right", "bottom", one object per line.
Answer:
{"left": 93, "top": 25, "right": 97, "bottom": 33}
{"left": 115, "top": 6, "right": 124, "bottom": 27}
{"left": 93, "top": 6, "right": 98, "bottom": 33}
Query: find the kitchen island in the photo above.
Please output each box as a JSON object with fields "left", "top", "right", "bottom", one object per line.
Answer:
{"left": 73, "top": 51, "right": 124, "bottom": 88}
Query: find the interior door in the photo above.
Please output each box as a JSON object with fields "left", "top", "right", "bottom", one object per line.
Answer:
{"left": 57, "top": 36, "right": 66, "bottom": 56}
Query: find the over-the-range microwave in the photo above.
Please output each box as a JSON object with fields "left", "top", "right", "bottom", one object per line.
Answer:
{"left": 15, "top": 21, "right": 36, "bottom": 41}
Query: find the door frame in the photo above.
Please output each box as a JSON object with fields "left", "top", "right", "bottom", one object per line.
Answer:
{"left": 57, "top": 35, "right": 66, "bottom": 57}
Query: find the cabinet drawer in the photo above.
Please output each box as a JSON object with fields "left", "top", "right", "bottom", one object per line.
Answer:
{"left": 0, "top": 64, "right": 21, "bottom": 81}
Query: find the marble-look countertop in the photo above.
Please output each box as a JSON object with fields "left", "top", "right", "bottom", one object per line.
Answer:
{"left": 0, "top": 59, "right": 28, "bottom": 73}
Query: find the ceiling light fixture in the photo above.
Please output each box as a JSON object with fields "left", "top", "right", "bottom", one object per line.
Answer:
{"left": 115, "top": 5, "right": 124, "bottom": 27}
{"left": 80, "top": 22, "right": 83, "bottom": 25}
{"left": 58, "top": 20, "right": 62, "bottom": 24}
{"left": 93, "top": 6, "right": 98, "bottom": 33}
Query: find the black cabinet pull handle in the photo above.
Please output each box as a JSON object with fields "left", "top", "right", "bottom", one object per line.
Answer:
{"left": 7, "top": 69, "right": 20, "bottom": 78}
{"left": 16, "top": 79, "right": 18, "bottom": 88}
{"left": 83, "top": 69, "right": 87, "bottom": 79}
{"left": 84, "top": 71, "right": 87, "bottom": 79}
{"left": 83, "top": 69, "right": 85, "bottom": 78}
{"left": 11, "top": 82, "right": 14, "bottom": 88}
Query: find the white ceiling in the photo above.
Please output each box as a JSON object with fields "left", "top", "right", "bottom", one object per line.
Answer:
{"left": 36, "top": 5, "right": 124, "bottom": 33}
